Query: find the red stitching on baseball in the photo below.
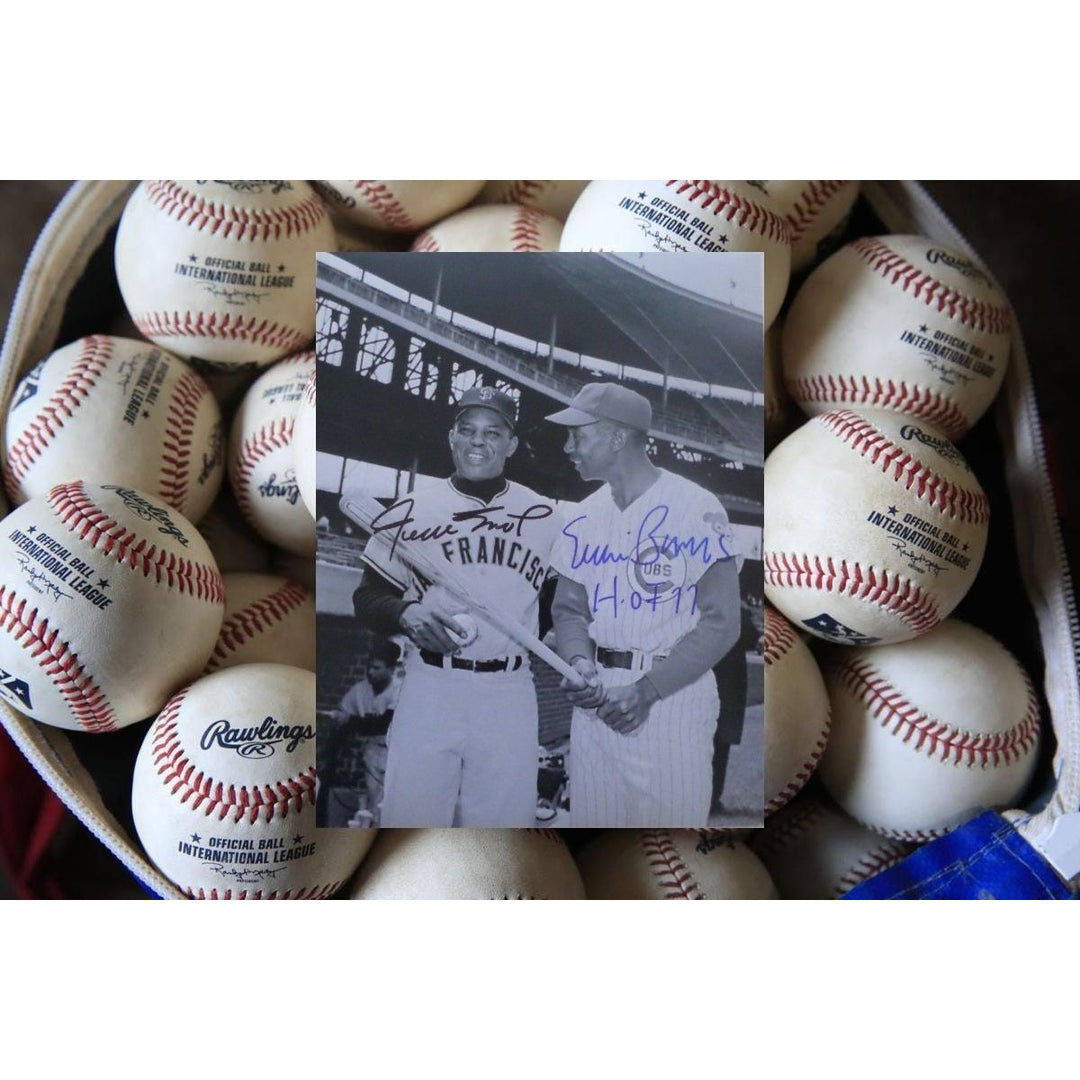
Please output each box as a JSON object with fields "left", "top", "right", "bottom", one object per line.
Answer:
{"left": 786, "top": 375, "right": 970, "bottom": 442}
{"left": 150, "top": 687, "right": 317, "bottom": 825}
{"left": 158, "top": 367, "right": 211, "bottom": 515}
{"left": 47, "top": 481, "right": 225, "bottom": 605}
{"left": 849, "top": 235, "right": 1012, "bottom": 335}
{"left": 833, "top": 655, "right": 1041, "bottom": 769}
{"left": 351, "top": 182, "right": 415, "bottom": 231}
{"left": 639, "top": 830, "right": 703, "bottom": 899}
{"left": 144, "top": 181, "right": 329, "bottom": 242}
{"left": 410, "top": 231, "right": 441, "bottom": 252}
{"left": 186, "top": 880, "right": 345, "bottom": 900}
{"left": 818, "top": 409, "right": 989, "bottom": 523}
{"left": 749, "top": 799, "right": 827, "bottom": 859}
{"left": 763, "top": 606, "right": 799, "bottom": 666}
{"left": 766, "top": 722, "right": 831, "bottom": 817}
{"left": 764, "top": 552, "right": 941, "bottom": 636}
{"left": 783, "top": 181, "right": 850, "bottom": 243}
{"left": 205, "top": 579, "right": 310, "bottom": 672}
{"left": 133, "top": 311, "right": 311, "bottom": 354}
{"left": 510, "top": 206, "right": 547, "bottom": 251}
{"left": 502, "top": 179, "right": 545, "bottom": 205}
{"left": 3, "top": 335, "right": 113, "bottom": 497}
{"left": 666, "top": 181, "right": 790, "bottom": 244}
{"left": 232, "top": 417, "right": 295, "bottom": 529}
{"left": 0, "top": 587, "right": 118, "bottom": 733}
{"left": 833, "top": 841, "right": 913, "bottom": 898}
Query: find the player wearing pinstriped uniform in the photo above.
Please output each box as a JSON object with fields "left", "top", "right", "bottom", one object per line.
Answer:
{"left": 546, "top": 383, "right": 743, "bottom": 827}
{"left": 348, "top": 387, "right": 563, "bottom": 827}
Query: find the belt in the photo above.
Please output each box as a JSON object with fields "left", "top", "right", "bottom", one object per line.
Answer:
{"left": 596, "top": 646, "right": 669, "bottom": 671}
{"left": 420, "top": 649, "right": 524, "bottom": 674}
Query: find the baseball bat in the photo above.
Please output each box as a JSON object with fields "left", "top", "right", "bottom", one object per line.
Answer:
{"left": 339, "top": 493, "right": 588, "bottom": 688}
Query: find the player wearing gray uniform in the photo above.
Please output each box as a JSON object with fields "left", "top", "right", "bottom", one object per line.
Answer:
{"left": 349, "top": 387, "right": 562, "bottom": 827}
{"left": 546, "top": 382, "right": 742, "bottom": 827}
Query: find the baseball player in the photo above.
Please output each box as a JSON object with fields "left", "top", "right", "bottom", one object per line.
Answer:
{"left": 349, "top": 386, "right": 563, "bottom": 827}
{"left": 546, "top": 382, "right": 743, "bottom": 827}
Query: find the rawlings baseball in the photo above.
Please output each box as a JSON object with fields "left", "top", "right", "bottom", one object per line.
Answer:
{"left": 411, "top": 204, "right": 563, "bottom": 252}
{"left": 764, "top": 407, "right": 989, "bottom": 645}
{"left": 748, "top": 793, "right": 915, "bottom": 899}
{"left": 114, "top": 180, "right": 336, "bottom": 371}
{"left": 203, "top": 573, "right": 315, "bottom": 674}
{"left": 475, "top": 180, "right": 590, "bottom": 222}
{"left": 3, "top": 335, "right": 224, "bottom": 524}
{"left": 291, "top": 369, "right": 317, "bottom": 519}
{"left": 762, "top": 604, "right": 831, "bottom": 816}
{"left": 311, "top": 181, "right": 485, "bottom": 232}
{"left": 347, "top": 828, "right": 587, "bottom": 899}
{"left": 781, "top": 234, "right": 1013, "bottom": 440}
{"left": 815, "top": 618, "right": 1041, "bottom": 841}
{"left": 575, "top": 829, "right": 778, "bottom": 900}
{"left": 559, "top": 180, "right": 792, "bottom": 328}
{"left": 750, "top": 181, "right": 861, "bottom": 274}
{"left": 228, "top": 350, "right": 316, "bottom": 556}
{"left": 0, "top": 481, "right": 224, "bottom": 731}
{"left": 132, "top": 663, "right": 375, "bottom": 899}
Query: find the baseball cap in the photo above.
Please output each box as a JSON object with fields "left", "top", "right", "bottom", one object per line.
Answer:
{"left": 545, "top": 382, "right": 652, "bottom": 431}
{"left": 455, "top": 386, "right": 517, "bottom": 430}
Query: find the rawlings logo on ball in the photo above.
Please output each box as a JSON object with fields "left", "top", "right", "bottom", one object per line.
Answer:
{"left": 898, "top": 424, "right": 965, "bottom": 468}
{"left": 925, "top": 248, "right": 994, "bottom": 286}
{"left": 101, "top": 485, "right": 191, "bottom": 545}
{"left": 200, "top": 715, "right": 315, "bottom": 756}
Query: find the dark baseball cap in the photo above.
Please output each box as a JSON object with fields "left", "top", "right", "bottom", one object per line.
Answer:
{"left": 545, "top": 382, "right": 652, "bottom": 431}
{"left": 455, "top": 386, "right": 517, "bottom": 430}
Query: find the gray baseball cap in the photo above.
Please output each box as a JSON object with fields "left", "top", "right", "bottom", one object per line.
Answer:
{"left": 545, "top": 382, "right": 652, "bottom": 431}
{"left": 455, "top": 386, "right": 517, "bottom": 430}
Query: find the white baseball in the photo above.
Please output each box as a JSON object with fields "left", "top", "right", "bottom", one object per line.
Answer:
{"left": 559, "top": 180, "right": 792, "bottom": 329}
{"left": 816, "top": 618, "right": 1042, "bottom": 841}
{"left": 763, "top": 604, "right": 831, "bottom": 816}
{"left": 764, "top": 407, "right": 989, "bottom": 645}
{"left": 476, "top": 180, "right": 590, "bottom": 222}
{"left": 114, "top": 180, "right": 335, "bottom": 371}
{"left": 0, "top": 481, "right": 224, "bottom": 731}
{"left": 203, "top": 573, "right": 315, "bottom": 674}
{"left": 291, "top": 369, "right": 317, "bottom": 518}
{"left": 575, "top": 830, "right": 778, "bottom": 900}
{"left": 131, "top": 663, "right": 375, "bottom": 899}
{"left": 748, "top": 793, "right": 916, "bottom": 899}
{"left": 312, "top": 180, "right": 486, "bottom": 232}
{"left": 3, "top": 335, "right": 224, "bottom": 524}
{"left": 411, "top": 204, "right": 563, "bottom": 252}
{"left": 781, "top": 233, "right": 1013, "bottom": 440}
{"left": 347, "top": 828, "right": 587, "bottom": 899}
{"left": 228, "top": 350, "right": 316, "bottom": 556}
{"left": 751, "top": 181, "right": 861, "bottom": 273}
{"left": 446, "top": 612, "right": 479, "bottom": 648}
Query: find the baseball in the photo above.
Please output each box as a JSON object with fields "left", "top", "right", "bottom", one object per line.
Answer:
{"left": 3, "top": 335, "right": 224, "bottom": 524}
{"left": 475, "top": 180, "right": 589, "bottom": 222}
{"left": 763, "top": 603, "right": 831, "bottom": 816}
{"left": 0, "top": 481, "right": 224, "bottom": 731}
{"left": 311, "top": 180, "right": 486, "bottom": 232}
{"left": 781, "top": 233, "right": 1013, "bottom": 440}
{"left": 575, "top": 829, "right": 778, "bottom": 899}
{"left": 410, "top": 204, "right": 563, "bottom": 252}
{"left": 764, "top": 407, "right": 990, "bottom": 645}
{"left": 748, "top": 794, "right": 916, "bottom": 899}
{"left": 815, "top": 618, "right": 1042, "bottom": 841}
{"left": 131, "top": 663, "right": 375, "bottom": 899}
{"left": 291, "top": 369, "right": 317, "bottom": 519}
{"left": 447, "top": 612, "right": 479, "bottom": 648}
{"left": 114, "top": 180, "right": 335, "bottom": 371}
{"left": 559, "top": 180, "right": 792, "bottom": 329}
{"left": 347, "top": 828, "right": 587, "bottom": 899}
{"left": 203, "top": 573, "right": 315, "bottom": 674}
{"left": 750, "top": 181, "right": 861, "bottom": 274}
{"left": 228, "top": 349, "right": 317, "bottom": 556}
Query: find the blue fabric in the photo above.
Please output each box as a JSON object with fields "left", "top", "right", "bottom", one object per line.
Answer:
{"left": 841, "top": 810, "right": 1076, "bottom": 900}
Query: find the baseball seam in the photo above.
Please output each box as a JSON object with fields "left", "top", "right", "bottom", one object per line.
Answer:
{"left": 411, "top": 231, "right": 441, "bottom": 252}
{"left": 819, "top": 409, "right": 989, "bottom": 523}
{"left": 502, "top": 180, "right": 546, "bottom": 205}
{"left": 765, "top": 720, "right": 831, "bottom": 817}
{"left": 187, "top": 879, "right": 345, "bottom": 900}
{"left": 850, "top": 235, "right": 1011, "bottom": 335}
{"left": 133, "top": 311, "right": 311, "bottom": 354}
{"left": 144, "top": 181, "right": 329, "bottom": 242}
{"left": 204, "top": 579, "right": 310, "bottom": 672}
{"left": 667, "top": 181, "right": 790, "bottom": 244}
{"left": 510, "top": 207, "right": 547, "bottom": 251}
{"left": 749, "top": 799, "right": 828, "bottom": 860}
{"left": 0, "top": 587, "right": 118, "bottom": 733}
{"left": 833, "top": 655, "right": 1041, "bottom": 768}
{"left": 231, "top": 418, "right": 295, "bottom": 531}
{"left": 48, "top": 481, "right": 225, "bottom": 605}
{"left": 763, "top": 607, "right": 799, "bottom": 666}
{"left": 351, "top": 182, "right": 415, "bottom": 231}
{"left": 786, "top": 375, "right": 970, "bottom": 442}
{"left": 3, "top": 336, "right": 112, "bottom": 497}
{"left": 833, "top": 841, "right": 913, "bottom": 898}
{"left": 784, "top": 181, "right": 850, "bottom": 242}
{"left": 764, "top": 552, "right": 941, "bottom": 636}
{"left": 640, "top": 830, "right": 703, "bottom": 899}
{"left": 150, "top": 687, "right": 317, "bottom": 825}
{"left": 158, "top": 367, "right": 211, "bottom": 515}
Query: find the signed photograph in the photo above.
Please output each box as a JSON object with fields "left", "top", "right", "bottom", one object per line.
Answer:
{"left": 312, "top": 250, "right": 765, "bottom": 830}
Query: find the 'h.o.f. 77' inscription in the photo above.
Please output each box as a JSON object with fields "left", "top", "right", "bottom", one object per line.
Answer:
{"left": 200, "top": 715, "right": 314, "bottom": 757}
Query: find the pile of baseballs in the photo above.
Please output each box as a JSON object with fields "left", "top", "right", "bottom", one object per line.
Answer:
{"left": 0, "top": 178, "right": 1045, "bottom": 899}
